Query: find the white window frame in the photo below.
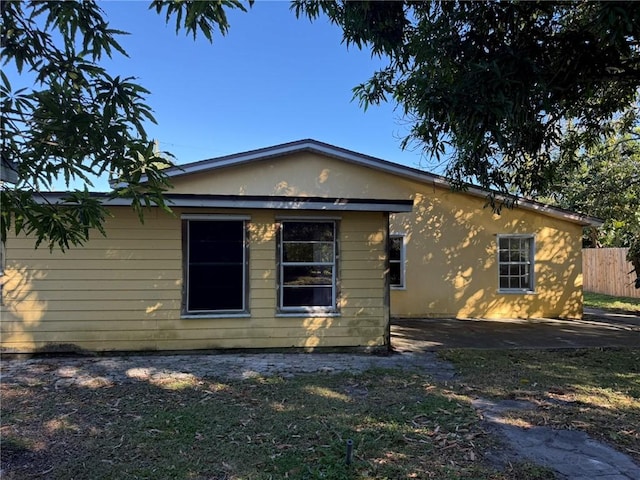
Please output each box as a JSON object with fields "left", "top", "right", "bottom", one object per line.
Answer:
{"left": 497, "top": 234, "right": 536, "bottom": 293}
{"left": 0, "top": 240, "right": 4, "bottom": 305}
{"left": 277, "top": 219, "right": 338, "bottom": 315}
{"left": 182, "top": 215, "right": 250, "bottom": 317}
{"left": 389, "top": 234, "right": 406, "bottom": 289}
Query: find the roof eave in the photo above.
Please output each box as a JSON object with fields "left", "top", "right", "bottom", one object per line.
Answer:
{"left": 110, "top": 139, "right": 603, "bottom": 227}
{"left": 33, "top": 192, "right": 413, "bottom": 213}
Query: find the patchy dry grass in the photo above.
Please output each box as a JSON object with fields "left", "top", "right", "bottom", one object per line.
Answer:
{"left": 1, "top": 368, "right": 553, "bottom": 480}
{"left": 440, "top": 348, "right": 640, "bottom": 462}
{"left": 584, "top": 292, "right": 640, "bottom": 312}
{"left": 3, "top": 348, "right": 638, "bottom": 479}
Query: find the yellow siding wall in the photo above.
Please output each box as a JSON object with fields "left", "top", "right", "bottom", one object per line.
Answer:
{"left": 390, "top": 184, "right": 584, "bottom": 319}
{"left": 168, "top": 152, "right": 410, "bottom": 199}
{"left": 0, "top": 207, "right": 388, "bottom": 353}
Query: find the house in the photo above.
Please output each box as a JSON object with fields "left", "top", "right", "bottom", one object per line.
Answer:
{"left": 0, "top": 140, "right": 600, "bottom": 353}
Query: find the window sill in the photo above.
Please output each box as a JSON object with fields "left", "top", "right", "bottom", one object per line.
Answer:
{"left": 181, "top": 313, "right": 251, "bottom": 319}
{"left": 391, "top": 286, "right": 406, "bottom": 291}
{"left": 498, "top": 290, "right": 537, "bottom": 295}
{"left": 276, "top": 311, "right": 341, "bottom": 318}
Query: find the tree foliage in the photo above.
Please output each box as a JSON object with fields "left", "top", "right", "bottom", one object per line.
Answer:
{"left": 293, "top": 1, "right": 640, "bottom": 207}
{"left": 551, "top": 122, "right": 640, "bottom": 287}
{"left": 1, "top": 0, "right": 249, "bottom": 250}
{"left": 554, "top": 132, "right": 640, "bottom": 249}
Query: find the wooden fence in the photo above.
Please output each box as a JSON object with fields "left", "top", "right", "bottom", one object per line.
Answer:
{"left": 582, "top": 248, "right": 640, "bottom": 298}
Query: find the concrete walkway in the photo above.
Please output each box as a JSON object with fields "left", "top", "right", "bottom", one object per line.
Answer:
{"left": 473, "top": 398, "right": 640, "bottom": 480}
{"left": 0, "top": 350, "right": 456, "bottom": 388}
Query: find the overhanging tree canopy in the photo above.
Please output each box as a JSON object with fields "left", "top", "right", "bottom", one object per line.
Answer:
{"left": 1, "top": 0, "right": 250, "bottom": 250}
{"left": 294, "top": 0, "right": 640, "bottom": 205}
{"left": 4, "top": 0, "right": 640, "bottom": 255}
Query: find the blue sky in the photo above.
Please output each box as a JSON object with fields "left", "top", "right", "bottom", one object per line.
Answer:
{"left": 5, "top": 1, "right": 444, "bottom": 191}
{"left": 103, "top": 1, "right": 423, "bottom": 155}
{"left": 45, "top": 0, "right": 435, "bottom": 190}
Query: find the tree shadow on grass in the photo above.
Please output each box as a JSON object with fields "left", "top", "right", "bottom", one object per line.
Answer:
{"left": 0, "top": 364, "right": 549, "bottom": 480}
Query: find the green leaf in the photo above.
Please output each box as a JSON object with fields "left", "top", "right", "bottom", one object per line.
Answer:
{"left": 2, "top": 0, "right": 249, "bottom": 251}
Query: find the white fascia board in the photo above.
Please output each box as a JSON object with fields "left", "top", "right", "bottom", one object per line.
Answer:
{"left": 162, "top": 197, "right": 413, "bottom": 212}
{"left": 32, "top": 192, "right": 413, "bottom": 213}
{"left": 510, "top": 199, "right": 603, "bottom": 227}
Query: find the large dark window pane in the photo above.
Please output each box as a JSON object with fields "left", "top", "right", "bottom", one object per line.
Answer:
{"left": 186, "top": 220, "right": 245, "bottom": 312}
{"left": 189, "top": 266, "right": 243, "bottom": 310}
{"left": 390, "top": 263, "right": 401, "bottom": 286}
{"left": 389, "top": 237, "right": 402, "bottom": 261}
{"left": 283, "top": 222, "right": 333, "bottom": 242}
{"left": 282, "top": 286, "right": 332, "bottom": 307}
{"left": 189, "top": 221, "right": 244, "bottom": 263}
{"left": 283, "top": 242, "right": 333, "bottom": 263}
{"left": 283, "top": 266, "right": 332, "bottom": 285}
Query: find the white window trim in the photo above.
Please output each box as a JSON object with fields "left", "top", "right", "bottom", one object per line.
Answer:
{"left": 182, "top": 217, "right": 250, "bottom": 317}
{"left": 390, "top": 233, "right": 406, "bottom": 290}
{"left": 277, "top": 219, "right": 338, "bottom": 314}
{"left": 0, "top": 240, "right": 4, "bottom": 306}
{"left": 497, "top": 234, "right": 536, "bottom": 294}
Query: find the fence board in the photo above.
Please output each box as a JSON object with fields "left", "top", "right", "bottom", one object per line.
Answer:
{"left": 582, "top": 248, "right": 640, "bottom": 298}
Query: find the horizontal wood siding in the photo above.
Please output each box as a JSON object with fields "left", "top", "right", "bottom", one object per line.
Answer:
{"left": 583, "top": 248, "right": 640, "bottom": 298}
{"left": 1, "top": 208, "right": 388, "bottom": 352}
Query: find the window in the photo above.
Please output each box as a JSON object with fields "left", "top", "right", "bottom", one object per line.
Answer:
{"left": 278, "top": 220, "right": 337, "bottom": 312}
{"left": 498, "top": 235, "right": 535, "bottom": 292}
{"left": 389, "top": 235, "right": 405, "bottom": 288}
{"left": 183, "top": 218, "right": 248, "bottom": 315}
{"left": 0, "top": 241, "right": 4, "bottom": 305}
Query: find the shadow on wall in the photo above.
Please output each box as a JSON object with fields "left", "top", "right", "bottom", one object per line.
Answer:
{"left": 1, "top": 209, "right": 390, "bottom": 353}
{"left": 392, "top": 191, "right": 582, "bottom": 319}
{"left": 1, "top": 263, "right": 49, "bottom": 334}
{"left": 0, "top": 258, "right": 182, "bottom": 352}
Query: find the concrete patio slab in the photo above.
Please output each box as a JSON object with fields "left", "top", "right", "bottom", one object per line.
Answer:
{"left": 391, "top": 308, "right": 640, "bottom": 351}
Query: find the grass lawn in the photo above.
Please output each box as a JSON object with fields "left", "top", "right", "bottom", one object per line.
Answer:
{"left": 2, "top": 348, "right": 639, "bottom": 479}
{"left": 440, "top": 348, "right": 640, "bottom": 462}
{"left": 1, "top": 369, "right": 513, "bottom": 480}
{"left": 584, "top": 291, "right": 640, "bottom": 312}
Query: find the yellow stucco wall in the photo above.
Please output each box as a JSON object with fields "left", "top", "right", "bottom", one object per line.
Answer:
{"left": 0, "top": 207, "right": 389, "bottom": 353}
{"left": 389, "top": 184, "right": 584, "bottom": 319}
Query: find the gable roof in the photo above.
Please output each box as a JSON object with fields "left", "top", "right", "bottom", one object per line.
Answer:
{"left": 147, "top": 139, "right": 602, "bottom": 227}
